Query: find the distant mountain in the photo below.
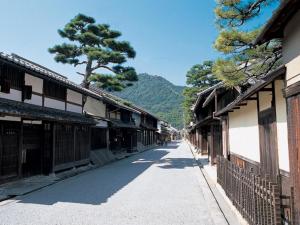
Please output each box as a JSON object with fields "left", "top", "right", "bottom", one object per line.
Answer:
{"left": 113, "top": 73, "right": 185, "bottom": 129}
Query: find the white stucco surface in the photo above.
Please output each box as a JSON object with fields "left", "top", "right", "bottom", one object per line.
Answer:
{"left": 0, "top": 89, "right": 22, "bottom": 101}
{"left": 228, "top": 100, "right": 260, "bottom": 163}
{"left": 67, "top": 103, "right": 82, "bottom": 114}
{"left": 0, "top": 116, "right": 21, "bottom": 122}
{"left": 25, "top": 74, "right": 43, "bottom": 94}
{"left": 258, "top": 85, "right": 272, "bottom": 111}
{"left": 275, "top": 80, "right": 290, "bottom": 172}
{"left": 44, "top": 97, "right": 65, "bottom": 110}
{"left": 84, "top": 96, "right": 106, "bottom": 118}
{"left": 67, "top": 89, "right": 82, "bottom": 105}
{"left": 24, "top": 94, "right": 43, "bottom": 106}
{"left": 283, "top": 10, "right": 300, "bottom": 86}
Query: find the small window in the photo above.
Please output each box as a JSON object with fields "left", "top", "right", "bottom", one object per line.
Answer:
{"left": 0, "top": 65, "right": 24, "bottom": 92}
{"left": 1, "top": 79, "right": 11, "bottom": 93}
{"left": 44, "top": 80, "right": 66, "bottom": 101}
{"left": 22, "top": 85, "right": 32, "bottom": 100}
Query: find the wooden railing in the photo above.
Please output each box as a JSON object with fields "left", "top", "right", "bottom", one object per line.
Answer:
{"left": 217, "top": 156, "right": 282, "bottom": 225}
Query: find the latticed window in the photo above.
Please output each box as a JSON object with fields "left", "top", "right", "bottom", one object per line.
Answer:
{"left": 44, "top": 80, "right": 66, "bottom": 101}
{"left": 0, "top": 64, "right": 24, "bottom": 91}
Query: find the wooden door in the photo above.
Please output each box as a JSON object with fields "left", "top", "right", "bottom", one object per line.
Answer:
{"left": 201, "top": 128, "right": 208, "bottom": 154}
{"left": 212, "top": 124, "right": 223, "bottom": 164}
{"left": 75, "top": 126, "right": 90, "bottom": 161}
{"left": 0, "top": 122, "right": 20, "bottom": 181}
{"left": 287, "top": 95, "right": 300, "bottom": 223}
{"left": 22, "top": 124, "right": 42, "bottom": 177}
{"left": 259, "top": 108, "right": 278, "bottom": 182}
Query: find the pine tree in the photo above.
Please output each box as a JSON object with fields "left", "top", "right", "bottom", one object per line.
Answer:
{"left": 49, "top": 14, "right": 137, "bottom": 91}
{"left": 212, "top": 0, "right": 281, "bottom": 87}
{"left": 183, "top": 61, "right": 219, "bottom": 125}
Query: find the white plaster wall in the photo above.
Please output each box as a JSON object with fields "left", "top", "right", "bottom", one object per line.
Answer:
{"left": 0, "top": 89, "right": 22, "bottom": 101}
{"left": 44, "top": 97, "right": 65, "bottom": 110}
{"left": 258, "top": 85, "right": 272, "bottom": 111}
{"left": 84, "top": 96, "right": 106, "bottom": 118}
{"left": 25, "top": 74, "right": 43, "bottom": 93}
{"left": 67, "top": 103, "right": 82, "bottom": 113}
{"left": 275, "top": 80, "right": 290, "bottom": 172}
{"left": 67, "top": 89, "right": 82, "bottom": 105}
{"left": 0, "top": 116, "right": 21, "bottom": 122}
{"left": 229, "top": 100, "right": 260, "bottom": 162}
{"left": 24, "top": 94, "right": 43, "bottom": 106}
{"left": 283, "top": 10, "right": 300, "bottom": 86}
{"left": 96, "top": 120, "right": 108, "bottom": 128}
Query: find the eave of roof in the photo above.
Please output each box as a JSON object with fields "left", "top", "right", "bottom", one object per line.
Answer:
{"left": 0, "top": 97, "right": 96, "bottom": 124}
{"left": 254, "top": 0, "right": 300, "bottom": 45}
{"left": 109, "top": 119, "right": 139, "bottom": 129}
{"left": 140, "top": 122, "right": 158, "bottom": 131}
{"left": 0, "top": 52, "right": 102, "bottom": 101}
{"left": 215, "top": 66, "right": 286, "bottom": 116}
{"left": 202, "top": 89, "right": 216, "bottom": 108}
{"left": 89, "top": 85, "right": 141, "bottom": 114}
{"left": 193, "top": 82, "right": 223, "bottom": 112}
{"left": 195, "top": 116, "right": 214, "bottom": 128}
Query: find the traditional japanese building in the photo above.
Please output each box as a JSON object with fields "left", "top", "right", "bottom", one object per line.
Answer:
{"left": 188, "top": 65, "right": 291, "bottom": 224}
{"left": 0, "top": 53, "right": 98, "bottom": 184}
{"left": 254, "top": 1, "right": 300, "bottom": 223}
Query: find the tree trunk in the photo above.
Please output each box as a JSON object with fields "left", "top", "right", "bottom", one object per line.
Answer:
{"left": 82, "top": 59, "right": 93, "bottom": 89}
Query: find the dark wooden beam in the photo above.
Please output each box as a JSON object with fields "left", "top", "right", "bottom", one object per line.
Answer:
{"left": 247, "top": 97, "right": 258, "bottom": 101}
{"left": 285, "top": 81, "right": 300, "bottom": 98}
{"left": 260, "top": 88, "right": 273, "bottom": 92}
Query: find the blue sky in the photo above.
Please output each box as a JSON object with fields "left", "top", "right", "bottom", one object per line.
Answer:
{"left": 0, "top": 0, "right": 278, "bottom": 86}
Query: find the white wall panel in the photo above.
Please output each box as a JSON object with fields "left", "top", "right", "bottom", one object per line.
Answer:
{"left": 24, "top": 94, "right": 43, "bottom": 106}
{"left": 25, "top": 73, "right": 43, "bottom": 93}
{"left": 67, "top": 103, "right": 82, "bottom": 113}
{"left": 67, "top": 89, "right": 82, "bottom": 105}
{"left": 0, "top": 89, "right": 22, "bottom": 101}
{"left": 44, "top": 97, "right": 65, "bottom": 110}
{"left": 229, "top": 100, "right": 260, "bottom": 163}
{"left": 84, "top": 96, "right": 106, "bottom": 118}
{"left": 275, "top": 80, "right": 290, "bottom": 172}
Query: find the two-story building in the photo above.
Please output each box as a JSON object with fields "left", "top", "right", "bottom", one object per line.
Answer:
{"left": 188, "top": 65, "right": 290, "bottom": 224}
{"left": 0, "top": 53, "right": 98, "bottom": 184}
{"left": 254, "top": 1, "right": 300, "bottom": 223}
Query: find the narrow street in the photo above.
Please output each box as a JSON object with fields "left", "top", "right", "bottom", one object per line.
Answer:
{"left": 0, "top": 142, "right": 230, "bottom": 225}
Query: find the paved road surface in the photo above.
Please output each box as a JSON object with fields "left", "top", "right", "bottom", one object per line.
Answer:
{"left": 0, "top": 141, "right": 230, "bottom": 225}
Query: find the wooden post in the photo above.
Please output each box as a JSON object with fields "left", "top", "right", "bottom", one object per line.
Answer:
{"left": 52, "top": 123, "right": 56, "bottom": 172}
{"left": 18, "top": 121, "right": 23, "bottom": 178}
{"left": 106, "top": 128, "right": 110, "bottom": 150}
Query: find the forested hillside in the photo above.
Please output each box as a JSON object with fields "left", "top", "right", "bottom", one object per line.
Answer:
{"left": 114, "top": 73, "right": 184, "bottom": 129}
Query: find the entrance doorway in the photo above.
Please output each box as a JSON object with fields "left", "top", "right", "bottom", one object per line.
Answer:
{"left": 22, "top": 123, "right": 42, "bottom": 177}
{"left": 259, "top": 108, "right": 278, "bottom": 182}
{"left": 0, "top": 122, "right": 20, "bottom": 182}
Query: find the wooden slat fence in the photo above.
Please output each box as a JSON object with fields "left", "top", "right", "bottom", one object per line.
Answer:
{"left": 217, "top": 156, "right": 281, "bottom": 225}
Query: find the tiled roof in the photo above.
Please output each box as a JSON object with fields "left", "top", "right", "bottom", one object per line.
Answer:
{"left": 89, "top": 85, "right": 141, "bottom": 114}
{"left": 215, "top": 65, "right": 286, "bottom": 116}
{"left": 0, "top": 52, "right": 101, "bottom": 100}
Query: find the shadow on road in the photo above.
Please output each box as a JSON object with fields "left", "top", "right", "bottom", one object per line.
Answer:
{"left": 17, "top": 148, "right": 170, "bottom": 206}
{"left": 16, "top": 141, "right": 190, "bottom": 206}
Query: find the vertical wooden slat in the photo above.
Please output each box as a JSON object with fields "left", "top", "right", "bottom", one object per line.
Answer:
{"left": 217, "top": 156, "right": 283, "bottom": 225}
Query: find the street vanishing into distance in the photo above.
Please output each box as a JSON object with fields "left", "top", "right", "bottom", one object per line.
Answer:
{"left": 0, "top": 142, "right": 229, "bottom": 225}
